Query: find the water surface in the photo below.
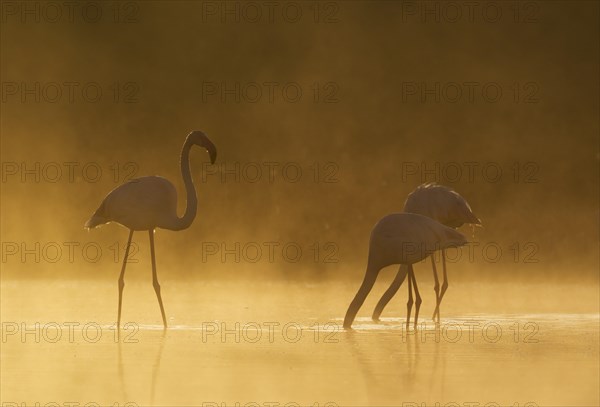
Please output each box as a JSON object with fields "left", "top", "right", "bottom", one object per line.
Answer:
{"left": 2, "top": 279, "right": 598, "bottom": 406}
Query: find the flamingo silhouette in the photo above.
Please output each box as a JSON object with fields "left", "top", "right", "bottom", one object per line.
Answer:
{"left": 343, "top": 212, "right": 467, "bottom": 330}
{"left": 372, "top": 183, "right": 480, "bottom": 324}
{"left": 85, "top": 131, "right": 217, "bottom": 329}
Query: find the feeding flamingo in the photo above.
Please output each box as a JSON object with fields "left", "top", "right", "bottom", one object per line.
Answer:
{"left": 343, "top": 212, "right": 467, "bottom": 329}
{"left": 372, "top": 183, "right": 480, "bottom": 324}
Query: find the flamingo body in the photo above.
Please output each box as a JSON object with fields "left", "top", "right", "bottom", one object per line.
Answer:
{"left": 371, "top": 182, "right": 480, "bottom": 323}
{"left": 344, "top": 212, "right": 467, "bottom": 329}
{"left": 368, "top": 213, "right": 467, "bottom": 270}
{"left": 85, "top": 176, "right": 179, "bottom": 231}
{"left": 403, "top": 183, "right": 480, "bottom": 227}
{"left": 85, "top": 130, "right": 216, "bottom": 329}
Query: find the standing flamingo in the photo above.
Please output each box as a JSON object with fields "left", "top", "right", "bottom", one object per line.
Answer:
{"left": 372, "top": 183, "right": 480, "bottom": 324}
{"left": 343, "top": 212, "right": 467, "bottom": 329}
{"left": 85, "top": 131, "right": 217, "bottom": 329}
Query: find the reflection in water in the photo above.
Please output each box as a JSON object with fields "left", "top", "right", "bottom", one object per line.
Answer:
{"left": 118, "top": 330, "right": 166, "bottom": 406}
{"left": 431, "top": 334, "right": 447, "bottom": 400}
{"left": 343, "top": 324, "right": 455, "bottom": 405}
{"left": 150, "top": 332, "right": 166, "bottom": 405}
{"left": 344, "top": 330, "right": 380, "bottom": 403}
{"left": 1, "top": 281, "right": 598, "bottom": 406}
{"left": 118, "top": 340, "right": 128, "bottom": 402}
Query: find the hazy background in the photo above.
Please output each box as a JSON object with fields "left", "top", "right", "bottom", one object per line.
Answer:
{"left": 1, "top": 2, "right": 599, "bottom": 406}
{"left": 1, "top": 1, "right": 598, "bottom": 285}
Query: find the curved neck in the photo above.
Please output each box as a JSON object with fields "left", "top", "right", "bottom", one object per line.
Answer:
{"left": 171, "top": 140, "right": 197, "bottom": 231}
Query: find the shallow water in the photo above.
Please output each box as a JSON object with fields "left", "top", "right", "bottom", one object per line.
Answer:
{"left": 1, "top": 279, "right": 598, "bottom": 406}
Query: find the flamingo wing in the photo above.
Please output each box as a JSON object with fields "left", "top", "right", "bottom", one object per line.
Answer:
{"left": 85, "top": 176, "right": 178, "bottom": 230}
{"left": 404, "top": 183, "right": 480, "bottom": 227}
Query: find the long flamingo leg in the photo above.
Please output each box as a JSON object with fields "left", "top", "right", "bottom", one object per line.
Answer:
{"left": 406, "top": 265, "right": 413, "bottom": 330}
{"left": 117, "top": 229, "right": 134, "bottom": 331}
{"left": 410, "top": 265, "right": 422, "bottom": 329}
{"left": 149, "top": 230, "right": 167, "bottom": 329}
{"left": 433, "top": 250, "right": 449, "bottom": 323}
{"left": 372, "top": 264, "right": 408, "bottom": 321}
{"left": 431, "top": 254, "right": 440, "bottom": 322}
{"left": 343, "top": 265, "right": 380, "bottom": 329}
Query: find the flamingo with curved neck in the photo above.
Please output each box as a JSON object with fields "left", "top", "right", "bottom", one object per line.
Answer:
{"left": 85, "top": 130, "right": 217, "bottom": 329}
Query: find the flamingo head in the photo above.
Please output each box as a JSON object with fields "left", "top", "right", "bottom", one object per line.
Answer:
{"left": 188, "top": 130, "right": 217, "bottom": 164}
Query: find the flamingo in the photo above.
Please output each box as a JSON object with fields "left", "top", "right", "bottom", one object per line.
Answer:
{"left": 372, "top": 183, "right": 480, "bottom": 324}
{"left": 84, "top": 131, "right": 217, "bottom": 329}
{"left": 343, "top": 212, "right": 467, "bottom": 329}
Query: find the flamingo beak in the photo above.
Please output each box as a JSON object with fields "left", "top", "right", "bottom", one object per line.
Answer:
{"left": 190, "top": 130, "right": 217, "bottom": 165}
{"left": 207, "top": 145, "right": 217, "bottom": 165}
